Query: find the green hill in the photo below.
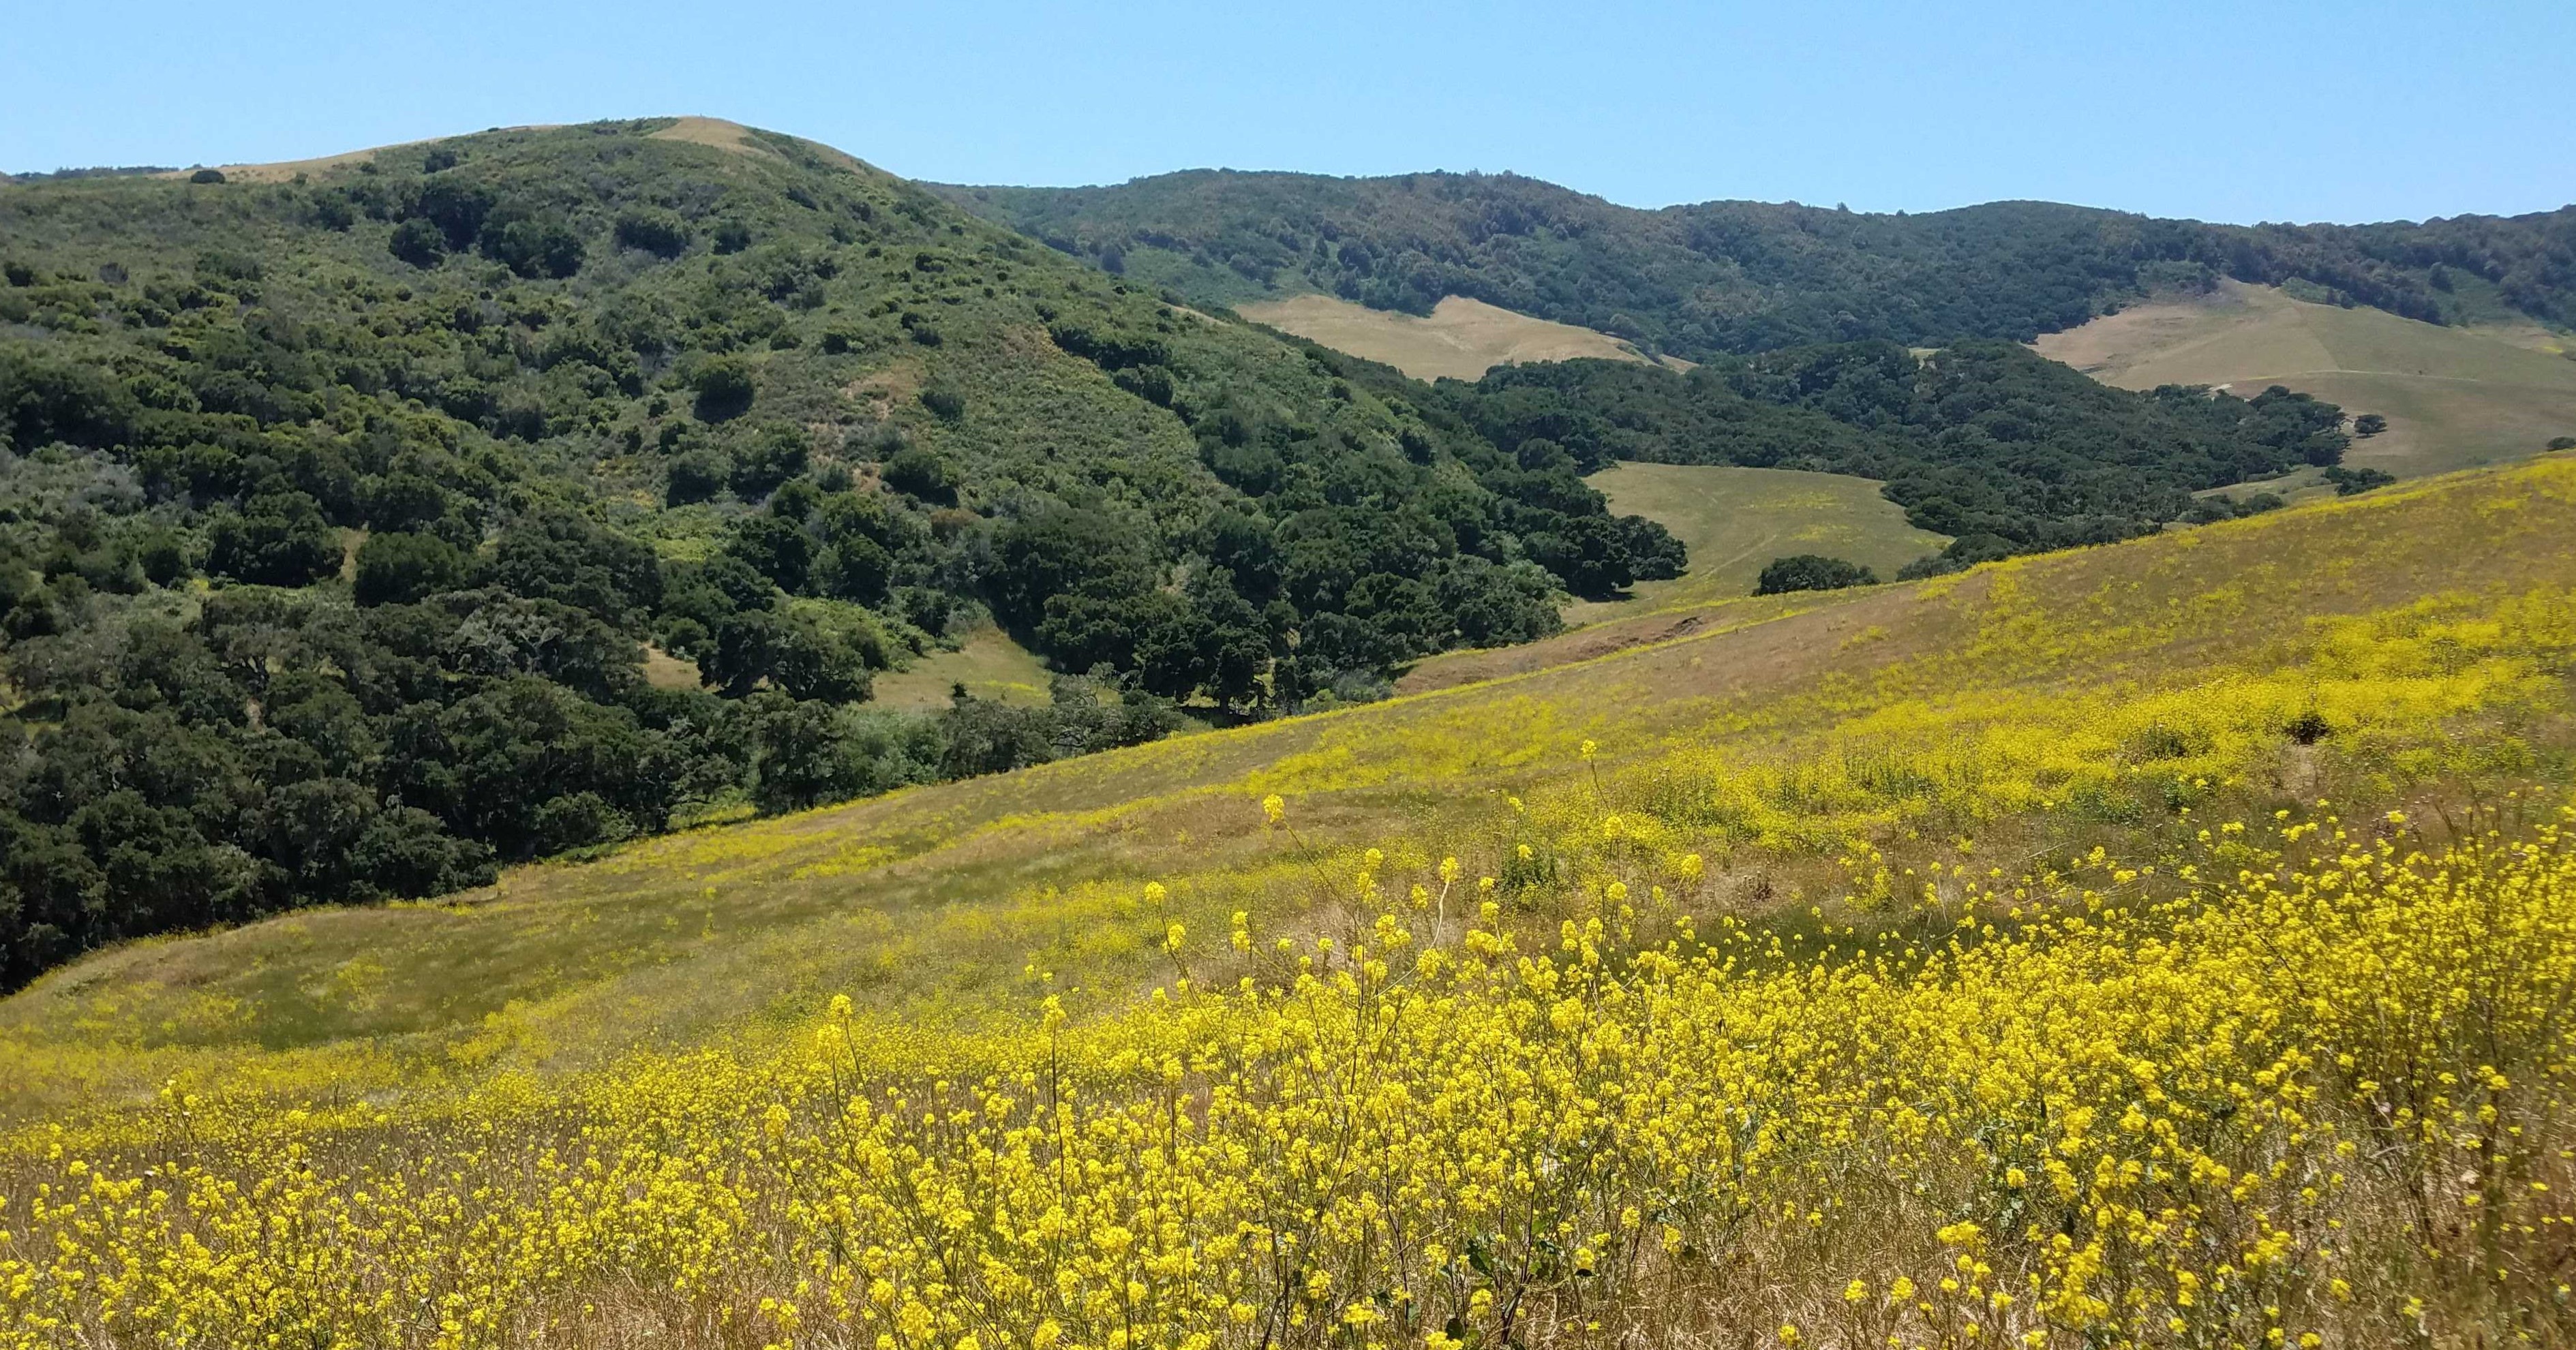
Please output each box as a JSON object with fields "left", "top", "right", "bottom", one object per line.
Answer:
{"left": 5, "top": 456, "right": 2573, "bottom": 1347}
{"left": 0, "top": 118, "right": 1685, "bottom": 987}
{"left": 939, "top": 170, "right": 2576, "bottom": 359}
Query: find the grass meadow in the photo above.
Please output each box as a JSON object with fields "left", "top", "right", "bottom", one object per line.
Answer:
{"left": 2037, "top": 279, "right": 2576, "bottom": 478}
{"left": 1564, "top": 462, "right": 1948, "bottom": 624}
{"left": 7, "top": 455, "right": 2576, "bottom": 1347}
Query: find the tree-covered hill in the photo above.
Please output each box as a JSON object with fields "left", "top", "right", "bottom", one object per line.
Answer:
{"left": 0, "top": 119, "right": 1684, "bottom": 985}
{"left": 938, "top": 170, "right": 2576, "bottom": 358}
{"left": 1440, "top": 344, "right": 2352, "bottom": 570}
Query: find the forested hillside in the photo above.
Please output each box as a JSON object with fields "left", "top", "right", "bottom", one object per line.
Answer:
{"left": 1442, "top": 343, "right": 2352, "bottom": 569}
{"left": 0, "top": 119, "right": 1682, "bottom": 985}
{"left": 941, "top": 170, "right": 2576, "bottom": 357}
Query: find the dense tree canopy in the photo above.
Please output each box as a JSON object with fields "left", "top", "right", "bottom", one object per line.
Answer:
{"left": 943, "top": 171, "right": 2576, "bottom": 357}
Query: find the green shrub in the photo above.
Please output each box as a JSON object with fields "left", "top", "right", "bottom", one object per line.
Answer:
{"left": 1755, "top": 553, "right": 1878, "bottom": 595}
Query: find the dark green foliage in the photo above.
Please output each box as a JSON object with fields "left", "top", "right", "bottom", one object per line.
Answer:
{"left": 945, "top": 171, "right": 2576, "bottom": 352}
{"left": 729, "top": 423, "right": 810, "bottom": 498}
{"left": 205, "top": 490, "right": 342, "bottom": 587}
{"left": 0, "top": 117, "right": 1690, "bottom": 988}
{"left": 482, "top": 212, "right": 584, "bottom": 279}
{"left": 2321, "top": 465, "right": 2397, "bottom": 495}
{"left": 2353, "top": 413, "right": 2387, "bottom": 437}
{"left": 2548, "top": 436, "right": 2576, "bottom": 451}
{"left": 665, "top": 449, "right": 729, "bottom": 504}
{"left": 1443, "top": 349, "right": 2348, "bottom": 565}
{"left": 613, "top": 206, "right": 692, "bottom": 258}
{"left": 1755, "top": 554, "right": 1879, "bottom": 594}
{"left": 704, "top": 610, "right": 870, "bottom": 702}
{"left": 880, "top": 445, "right": 957, "bottom": 503}
{"left": 188, "top": 168, "right": 226, "bottom": 185}
{"left": 353, "top": 531, "right": 466, "bottom": 605}
{"left": 389, "top": 218, "right": 444, "bottom": 267}
{"left": 691, "top": 357, "right": 759, "bottom": 422}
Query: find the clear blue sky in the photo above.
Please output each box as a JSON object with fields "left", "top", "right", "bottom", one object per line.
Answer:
{"left": 6, "top": 1, "right": 2566, "bottom": 224}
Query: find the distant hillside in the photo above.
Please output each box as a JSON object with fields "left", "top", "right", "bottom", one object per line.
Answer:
{"left": 0, "top": 118, "right": 1682, "bottom": 986}
{"left": 1436, "top": 341, "right": 2354, "bottom": 572}
{"left": 2037, "top": 279, "right": 2576, "bottom": 477}
{"left": 1236, "top": 292, "right": 1674, "bottom": 382}
{"left": 938, "top": 170, "right": 2576, "bottom": 359}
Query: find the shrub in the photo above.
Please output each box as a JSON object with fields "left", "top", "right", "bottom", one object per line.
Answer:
{"left": 613, "top": 207, "right": 691, "bottom": 258}
{"left": 729, "top": 424, "right": 810, "bottom": 499}
{"left": 389, "top": 218, "right": 444, "bottom": 269}
{"left": 881, "top": 446, "right": 958, "bottom": 504}
{"left": 1754, "top": 553, "right": 1878, "bottom": 595}
{"left": 691, "top": 358, "right": 757, "bottom": 422}
{"left": 205, "top": 491, "right": 342, "bottom": 587}
{"left": 353, "top": 531, "right": 466, "bottom": 606}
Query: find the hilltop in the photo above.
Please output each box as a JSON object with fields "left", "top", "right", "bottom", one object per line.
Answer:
{"left": 939, "top": 169, "right": 2576, "bottom": 360}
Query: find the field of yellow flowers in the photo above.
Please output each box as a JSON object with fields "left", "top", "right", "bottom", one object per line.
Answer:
{"left": 6, "top": 801, "right": 2575, "bottom": 1348}
{"left": 5, "top": 457, "right": 2576, "bottom": 1347}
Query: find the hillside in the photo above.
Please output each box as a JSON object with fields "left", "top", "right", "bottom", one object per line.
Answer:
{"left": 1563, "top": 461, "right": 1948, "bottom": 622}
{"left": 0, "top": 118, "right": 1684, "bottom": 987}
{"left": 940, "top": 170, "right": 2576, "bottom": 359}
{"left": 1438, "top": 342, "right": 2354, "bottom": 572}
{"left": 5, "top": 454, "right": 2574, "bottom": 1345}
{"left": 2036, "top": 279, "right": 2576, "bottom": 476}
{"left": 1236, "top": 292, "right": 1672, "bottom": 382}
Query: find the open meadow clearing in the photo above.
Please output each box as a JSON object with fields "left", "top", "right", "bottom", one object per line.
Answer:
{"left": 1237, "top": 294, "right": 1678, "bottom": 383}
{"left": 2037, "top": 280, "right": 2576, "bottom": 478}
{"left": 1561, "top": 462, "right": 1948, "bottom": 625}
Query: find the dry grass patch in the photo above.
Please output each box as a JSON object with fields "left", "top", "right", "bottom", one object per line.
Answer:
{"left": 1239, "top": 294, "right": 1684, "bottom": 382}
{"left": 2037, "top": 279, "right": 2576, "bottom": 476}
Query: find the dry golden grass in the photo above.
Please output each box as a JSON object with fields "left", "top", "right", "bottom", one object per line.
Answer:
{"left": 2037, "top": 279, "right": 2576, "bottom": 476}
{"left": 1239, "top": 294, "right": 1684, "bottom": 382}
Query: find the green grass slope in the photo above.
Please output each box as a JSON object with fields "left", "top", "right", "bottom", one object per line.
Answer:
{"left": 2037, "top": 280, "right": 2576, "bottom": 475}
{"left": 9, "top": 452, "right": 2573, "bottom": 1118}
{"left": 1562, "top": 463, "right": 1948, "bottom": 622}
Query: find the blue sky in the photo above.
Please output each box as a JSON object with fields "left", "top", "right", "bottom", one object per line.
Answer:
{"left": 5, "top": 1, "right": 2566, "bottom": 224}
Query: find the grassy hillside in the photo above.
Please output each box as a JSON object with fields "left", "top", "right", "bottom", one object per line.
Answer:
{"left": 2037, "top": 279, "right": 2576, "bottom": 476}
{"left": 0, "top": 117, "right": 1692, "bottom": 987}
{"left": 5, "top": 454, "right": 2574, "bottom": 1345}
{"left": 941, "top": 170, "right": 2576, "bottom": 358}
{"left": 1562, "top": 463, "right": 1946, "bottom": 622}
{"left": 1237, "top": 293, "right": 1671, "bottom": 382}
{"left": 26, "top": 453, "right": 2562, "bottom": 1077}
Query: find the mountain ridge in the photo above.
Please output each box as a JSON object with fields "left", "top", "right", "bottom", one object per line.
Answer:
{"left": 936, "top": 168, "right": 2576, "bottom": 358}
